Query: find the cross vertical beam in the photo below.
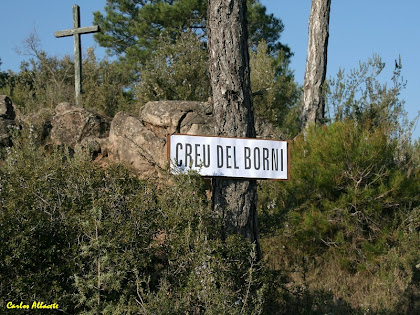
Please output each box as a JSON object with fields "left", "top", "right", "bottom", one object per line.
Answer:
{"left": 54, "top": 4, "right": 100, "bottom": 107}
{"left": 73, "top": 4, "right": 82, "bottom": 107}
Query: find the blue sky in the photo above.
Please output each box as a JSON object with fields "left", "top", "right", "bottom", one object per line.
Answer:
{"left": 0, "top": 1, "right": 418, "bottom": 140}
{"left": 262, "top": 1, "right": 420, "bottom": 140}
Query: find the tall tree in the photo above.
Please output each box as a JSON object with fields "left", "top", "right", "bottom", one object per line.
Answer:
{"left": 93, "top": 0, "right": 290, "bottom": 69}
{"left": 301, "top": 0, "right": 331, "bottom": 129}
{"left": 207, "top": 0, "right": 259, "bottom": 253}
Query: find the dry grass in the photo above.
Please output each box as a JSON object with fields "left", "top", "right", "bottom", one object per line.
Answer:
{"left": 261, "top": 231, "right": 420, "bottom": 314}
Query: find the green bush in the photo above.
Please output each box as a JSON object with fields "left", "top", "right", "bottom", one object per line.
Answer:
{"left": 136, "top": 31, "right": 210, "bottom": 106}
{"left": 81, "top": 49, "right": 134, "bottom": 117}
{"left": 0, "top": 40, "right": 133, "bottom": 117}
{"left": 257, "top": 56, "right": 419, "bottom": 313}
{"left": 250, "top": 41, "right": 301, "bottom": 137}
{"left": 0, "top": 127, "right": 265, "bottom": 314}
{"left": 259, "top": 120, "right": 420, "bottom": 312}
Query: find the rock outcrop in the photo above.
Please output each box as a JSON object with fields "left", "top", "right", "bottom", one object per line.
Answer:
{"left": 140, "top": 100, "right": 214, "bottom": 137}
{"left": 0, "top": 95, "right": 283, "bottom": 175}
{"left": 100, "top": 101, "right": 213, "bottom": 176}
{"left": 50, "top": 102, "right": 110, "bottom": 149}
{"left": 48, "top": 100, "right": 284, "bottom": 177}
{"left": 103, "top": 100, "right": 284, "bottom": 176}
{"left": 0, "top": 95, "right": 16, "bottom": 147}
{"left": 104, "top": 112, "right": 167, "bottom": 176}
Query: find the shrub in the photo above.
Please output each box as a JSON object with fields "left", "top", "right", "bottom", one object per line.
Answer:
{"left": 250, "top": 41, "right": 301, "bottom": 137}
{"left": 259, "top": 120, "right": 420, "bottom": 312}
{"left": 0, "top": 33, "right": 134, "bottom": 117}
{"left": 0, "top": 127, "right": 266, "bottom": 313}
{"left": 136, "top": 31, "right": 210, "bottom": 106}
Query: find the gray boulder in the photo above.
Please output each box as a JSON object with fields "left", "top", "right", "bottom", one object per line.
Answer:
{"left": 0, "top": 119, "right": 15, "bottom": 146}
{"left": 52, "top": 99, "right": 285, "bottom": 177}
{"left": 104, "top": 101, "right": 214, "bottom": 176}
{"left": 140, "top": 100, "right": 214, "bottom": 137}
{"left": 75, "top": 137, "right": 105, "bottom": 160}
{"left": 0, "top": 95, "right": 16, "bottom": 146}
{"left": 0, "top": 95, "right": 15, "bottom": 120}
{"left": 104, "top": 112, "right": 166, "bottom": 176}
{"left": 102, "top": 100, "right": 284, "bottom": 177}
{"left": 50, "top": 103, "right": 110, "bottom": 149}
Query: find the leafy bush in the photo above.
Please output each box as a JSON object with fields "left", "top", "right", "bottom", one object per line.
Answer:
{"left": 250, "top": 41, "right": 301, "bottom": 137}
{"left": 0, "top": 127, "right": 265, "bottom": 314}
{"left": 0, "top": 34, "right": 133, "bottom": 117}
{"left": 258, "top": 57, "right": 420, "bottom": 312}
{"left": 81, "top": 49, "right": 134, "bottom": 117}
{"left": 136, "top": 31, "right": 210, "bottom": 106}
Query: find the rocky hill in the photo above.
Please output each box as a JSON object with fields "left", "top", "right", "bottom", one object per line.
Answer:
{"left": 1, "top": 96, "right": 284, "bottom": 177}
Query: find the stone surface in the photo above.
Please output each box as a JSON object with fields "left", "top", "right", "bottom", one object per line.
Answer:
{"left": 50, "top": 103, "right": 110, "bottom": 148}
{"left": 0, "top": 119, "right": 15, "bottom": 146}
{"left": 105, "top": 112, "right": 166, "bottom": 176}
{"left": 102, "top": 100, "right": 283, "bottom": 177}
{"left": 138, "top": 100, "right": 281, "bottom": 140}
{"left": 0, "top": 95, "right": 16, "bottom": 147}
{"left": 75, "top": 137, "right": 104, "bottom": 159}
{"left": 140, "top": 100, "right": 213, "bottom": 137}
{"left": 0, "top": 95, "right": 15, "bottom": 120}
{"left": 47, "top": 100, "right": 283, "bottom": 177}
{"left": 103, "top": 101, "right": 214, "bottom": 177}
{"left": 55, "top": 102, "right": 72, "bottom": 115}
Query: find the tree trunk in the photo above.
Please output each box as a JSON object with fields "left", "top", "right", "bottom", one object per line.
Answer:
{"left": 207, "top": 0, "right": 259, "bottom": 252}
{"left": 301, "top": 0, "right": 331, "bottom": 129}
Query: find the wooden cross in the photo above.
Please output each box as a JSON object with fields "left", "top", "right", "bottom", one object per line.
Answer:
{"left": 54, "top": 4, "right": 100, "bottom": 106}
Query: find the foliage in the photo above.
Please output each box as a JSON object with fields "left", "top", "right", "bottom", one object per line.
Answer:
{"left": 0, "top": 33, "right": 133, "bottom": 117}
{"left": 93, "top": 0, "right": 290, "bottom": 70}
{"left": 326, "top": 55, "right": 410, "bottom": 138}
{"left": 326, "top": 54, "right": 418, "bottom": 177}
{"left": 246, "top": 0, "right": 289, "bottom": 54}
{"left": 1, "top": 55, "right": 74, "bottom": 114}
{"left": 82, "top": 48, "right": 134, "bottom": 116}
{"left": 0, "top": 127, "right": 80, "bottom": 311}
{"left": 260, "top": 121, "right": 419, "bottom": 312}
{"left": 258, "top": 57, "right": 420, "bottom": 313}
{"left": 136, "top": 31, "right": 209, "bottom": 105}
{"left": 0, "top": 58, "right": 10, "bottom": 89}
{"left": 0, "top": 126, "right": 265, "bottom": 314}
{"left": 136, "top": 37, "right": 302, "bottom": 122}
{"left": 250, "top": 41, "right": 301, "bottom": 137}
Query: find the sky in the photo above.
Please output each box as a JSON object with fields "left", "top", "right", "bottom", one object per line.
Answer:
{"left": 0, "top": 1, "right": 419, "bottom": 140}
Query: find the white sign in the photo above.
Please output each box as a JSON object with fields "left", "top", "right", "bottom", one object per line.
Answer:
{"left": 168, "top": 134, "right": 289, "bottom": 180}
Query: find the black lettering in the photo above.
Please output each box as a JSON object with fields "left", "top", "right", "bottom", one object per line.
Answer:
{"left": 244, "top": 147, "right": 251, "bottom": 169}
{"left": 272, "top": 148, "right": 278, "bottom": 171}
{"left": 226, "top": 146, "right": 232, "bottom": 168}
{"left": 175, "top": 143, "right": 183, "bottom": 166}
{"left": 194, "top": 144, "right": 201, "bottom": 167}
{"left": 233, "top": 146, "right": 239, "bottom": 169}
{"left": 254, "top": 147, "right": 260, "bottom": 170}
{"left": 217, "top": 145, "right": 223, "bottom": 168}
{"left": 185, "top": 143, "right": 192, "bottom": 167}
{"left": 263, "top": 148, "right": 269, "bottom": 170}
{"left": 281, "top": 148, "right": 284, "bottom": 172}
{"left": 202, "top": 145, "right": 210, "bottom": 168}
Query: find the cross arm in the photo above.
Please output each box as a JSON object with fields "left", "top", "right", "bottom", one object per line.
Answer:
{"left": 54, "top": 25, "right": 100, "bottom": 38}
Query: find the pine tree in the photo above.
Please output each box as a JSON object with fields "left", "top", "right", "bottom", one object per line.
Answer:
{"left": 93, "top": 0, "right": 290, "bottom": 69}
{"left": 301, "top": 0, "right": 331, "bottom": 129}
{"left": 208, "top": 0, "right": 259, "bottom": 255}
